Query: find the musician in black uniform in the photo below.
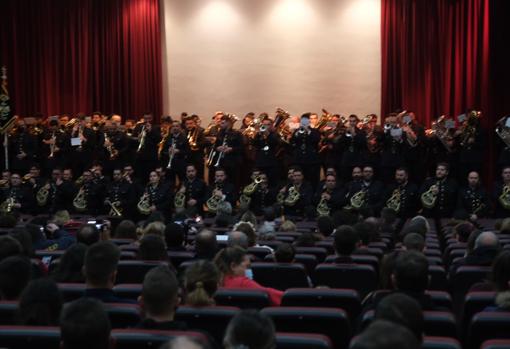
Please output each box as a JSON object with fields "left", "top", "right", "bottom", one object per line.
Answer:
{"left": 211, "top": 115, "right": 243, "bottom": 189}
{"left": 161, "top": 121, "right": 190, "bottom": 186}
{"left": 278, "top": 167, "right": 314, "bottom": 218}
{"left": 313, "top": 173, "right": 344, "bottom": 215}
{"left": 183, "top": 115, "right": 206, "bottom": 180}
{"left": 384, "top": 167, "right": 418, "bottom": 220}
{"left": 69, "top": 115, "right": 96, "bottom": 176}
{"left": 41, "top": 120, "right": 70, "bottom": 175}
{"left": 36, "top": 168, "right": 77, "bottom": 214}
{"left": 380, "top": 115, "right": 407, "bottom": 183}
{"left": 345, "top": 165, "right": 385, "bottom": 216}
{"left": 289, "top": 113, "right": 322, "bottom": 189}
{"left": 492, "top": 166, "right": 510, "bottom": 218}
{"left": 0, "top": 173, "right": 34, "bottom": 213}
{"left": 138, "top": 170, "right": 172, "bottom": 217}
{"left": 9, "top": 118, "right": 37, "bottom": 174}
{"left": 457, "top": 171, "right": 489, "bottom": 221}
{"left": 456, "top": 112, "right": 484, "bottom": 185}
{"left": 336, "top": 114, "right": 367, "bottom": 183}
{"left": 206, "top": 167, "right": 237, "bottom": 210}
{"left": 73, "top": 170, "right": 100, "bottom": 215}
{"left": 252, "top": 118, "right": 281, "bottom": 185}
{"left": 100, "top": 114, "right": 129, "bottom": 175}
{"left": 104, "top": 168, "right": 135, "bottom": 217}
{"left": 133, "top": 113, "right": 161, "bottom": 182}
{"left": 420, "top": 162, "right": 458, "bottom": 218}
{"left": 175, "top": 164, "right": 208, "bottom": 216}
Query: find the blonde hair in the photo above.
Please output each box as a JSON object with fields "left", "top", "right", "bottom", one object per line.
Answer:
{"left": 278, "top": 220, "right": 296, "bottom": 232}
{"left": 185, "top": 260, "right": 220, "bottom": 307}
{"left": 142, "top": 221, "right": 166, "bottom": 239}
{"left": 52, "top": 210, "right": 70, "bottom": 226}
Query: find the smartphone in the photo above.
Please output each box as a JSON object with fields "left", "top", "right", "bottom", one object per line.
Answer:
{"left": 41, "top": 256, "right": 52, "bottom": 267}
{"left": 216, "top": 235, "right": 228, "bottom": 242}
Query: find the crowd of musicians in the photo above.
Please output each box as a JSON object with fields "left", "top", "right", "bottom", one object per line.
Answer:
{"left": 2, "top": 108, "right": 510, "bottom": 221}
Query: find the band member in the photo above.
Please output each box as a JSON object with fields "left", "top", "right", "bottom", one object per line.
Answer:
{"left": 319, "top": 114, "right": 344, "bottom": 172}
{"left": 425, "top": 116, "right": 458, "bottom": 180}
{"left": 41, "top": 119, "right": 70, "bottom": 174}
{"left": 380, "top": 115, "right": 407, "bottom": 183}
{"left": 132, "top": 113, "right": 161, "bottom": 181}
{"left": 345, "top": 165, "right": 385, "bottom": 216}
{"left": 455, "top": 111, "right": 484, "bottom": 185}
{"left": 252, "top": 117, "right": 281, "bottom": 184}
{"left": 361, "top": 114, "right": 383, "bottom": 173}
{"left": 210, "top": 114, "right": 243, "bottom": 189}
{"left": 69, "top": 115, "right": 96, "bottom": 176}
{"left": 289, "top": 113, "right": 322, "bottom": 189}
{"left": 457, "top": 171, "right": 489, "bottom": 221}
{"left": 183, "top": 115, "right": 206, "bottom": 179}
{"left": 420, "top": 162, "right": 458, "bottom": 218}
{"left": 206, "top": 167, "right": 236, "bottom": 211}
{"left": 104, "top": 168, "right": 135, "bottom": 217}
{"left": 36, "top": 168, "right": 77, "bottom": 214}
{"left": 313, "top": 174, "right": 344, "bottom": 215}
{"left": 401, "top": 111, "right": 426, "bottom": 183}
{"left": 100, "top": 114, "right": 128, "bottom": 174}
{"left": 73, "top": 170, "right": 100, "bottom": 215}
{"left": 278, "top": 167, "right": 314, "bottom": 218}
{"left": 246, "top": 172, "right": 277, "bottom": 216}
{"left": 160, "top": 121, "right": 190, "bottom": 186}
{"left": 0, "top": 173, "right": 34, "bottom": 213}
{"left": 23, "top": 165, "right": 45, "bottom": 193}
{"left": 492, "top": 166, "right": 510, "bottom": 218}
{"left": 175, "top": 164, "right": 208, "bottom": 216}
{"left": 138, "top": 170, "right": 172, "bottom": 217}
{"left": 336, "top": 114, "right": 367, "bottom": 183}
{"left": 384, "top": 167, "right": 418, "bottom": 219}
{"left": 9, "top": 118, "right": 37, "bottom": 174}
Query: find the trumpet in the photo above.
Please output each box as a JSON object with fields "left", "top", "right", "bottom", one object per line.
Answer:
{"left": 187, "top": 127, "right": 199, "bottom": 151}
{"left": 167, "top": 138, "right": 176, "bottom": 170}
{"left": 48, "top": 131, "right": 57, "bottom": 158}
{"left": 104, "top": 132, "right": 118, "bottom": 159}
{"left": 137, "top": 124, "right": 147, "bottom": 153}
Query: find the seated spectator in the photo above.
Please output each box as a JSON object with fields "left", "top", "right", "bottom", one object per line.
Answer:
{"left": 332, "top": 208, "right": 359, "bottom": 227}
{"left": 214, "top": 214, "right": 232, "bottom": 229}
{"left": 239, "top": 210, "right": 258, "bottom": 227}
{"left": 274, "top": 243, "right": 296, "bottom": 263}
{"left": 137, "top": 235, "right": 168, "bottom": 261}
{"left": 500, "top": 218, "right": 510, "bottom": 235}
{"left": 114, "top": 219, "right": 138, "bottom": 240}
{"left": 142, "top": 221, "right": 166, "bottom": 239}
{"left": 355, "top": 221, "right": 379, "bottom": 250}
{"left": 60, "top": 298, "right": 111, "bottom": 349}
{"left": 0, "top": 213, "right": 18, "bottom": 228}
{"left": 162, "top": 337, "right": 207, "bottom": 349}
{"left": 77, "top": 224, "right": 100, "bottom": 246}
{"left": 258, "top": 207, "right": 276, "bottom": 235}
{"left": 184, "top": 260, "right": 220, "bottom": 307}
{"left": 233, "top": 222, "right": 257, "bottom": 247}
{"left": 452, "top": 221, "right": 475, "bottom": 243}
{"left": 403, "top": 233, "right": 425, "bottom": 253}
{"left": 28, "top": 222, "right": 75, "bottom": 251}
{"left": 83, "top": 241, "right": 135, "bottom": 303}
{"left": 165, "top": 222, "right": 186, "bottom": 251}
{"left": 480, "top": 251, "right": 510, "bottom": 306}
{"left": 214, "top": 246, "right": 283, "bottom": 306}
{"left": 223, "top": 310, "right": 276, "bottom": 349}
{"left": 293, "top": 232, "right": 316, "bottom": 247}
{"left": 137, "top": 265, "right": 186, "bottom": 330}
{"left": 350, "top": 320, "right": 420, "bottom": 349}
{"left": 0, "top": 235, "right": 22, "bottom": 261}
{"left": 10, "top": 228, "right": 35, "bottom": 258}
{"left": 195, "top": 229, "right": 218, "bottom": 260}
{"left": 375, "top": 293, "right": 424, "bottom": 343}
{"left": 380, "top": 208, "right": 397, "bottom": 236}
{"left": 0, "top": 256, "right": 32, "bottom": 300}
{"left": 51, "top": 243, "right": 87, "bottom": 283}
{"left": 450, "top": 231, "right": 501, "bottom": 276}
{"left": 278, "top": 220, "right": 296, "bottom": 232}
{"left": 228, "top": 231, "right": 249, "bottom": 249}
{"left": 18, "top": 278, "right": 62, "bottom": 326}
{"left": 52, "top": 210, "right": 72, "bottom": 227}
{"left": 333, "top": 225, "right": 361, "bottom": 262}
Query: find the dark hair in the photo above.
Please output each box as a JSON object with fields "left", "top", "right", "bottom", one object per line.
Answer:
{"left": 263, "top": 207, "right": 276, "bottom": 222}
{"left": 0, "top": 256, "right": 31, "bottom": 300}
{"left": 490, "top": 251, "right": 510, "bottom": 292}
{"left": 142, "top": 265, "right": 179, "bottom": 317}
{"left": 138, "top": 235, "right": 168, "bottom": 261}
{"left": 114, "top": 220, "right": 137, "bottom": 239}
{"left": 52, "top": 243, "right": 87, "bottom": 283}
{"left": 334, "top": 225, "right": 360, "bottom": 256}
{"left": 195, "top": 230, "right": 218, "bottom": 260}
{"left": 18, "top": 278, "right": 62, "bottom": 326}
{"left": 467, "top": 229, "right": 483, "bottom": 254}
{"left": 84, "top": 242, "right": 120, "bottom": 286}
{"left": 0, "top": 235, "right": 22, "bottom": 261}
{"left": 223, "top": 310, "right": 275, "bottom": 349}
{"left": 317, "top": 215, "right": 334, "bottom": 236}
{"left": 453, "top": 222, "right": 475, "bottom": 243}
{"left": 274, "top": 243, "right": 296, "bottom": 263}
{"left": 185, "top": 260, "right": 220, "bottom": 307}
{"left": 234, "top": 222, "right": 256, "bottom": 247}
{"left": 10, "top": 228, "right": 34, "bottom": 257}
{"left": 354, "top": 222, "right": 377, "bottom": 245}
{"left": 436, "top": 162, "right": 449, "bottom": 172}
{"left": 350, "top": 320, "right": 420, "bottom": 349}
{"left": 165, "top": 222, "right": 185, "bottom": 248}
{"left": 332, "top": 209, "right": 358, "bottom": 227}
{"left": 403, "top": 233, "right": 425, "bottom": 252}
{"left": 293, "top": 232, "right": 316, "bottom": 247}
{"left": 77, "top": 224, "right": 100, "bottom": 246}
{"left": 392, "top": 251, "right": 429, "bottom": 293}
{"left": 214, "top": 246, "right": 247, "bottom": 275}
{"left": 60, "top": 298, "right": 111, "bottom": 349}
{"left": 375, "top": 293, "right": 424, "bottom": 342}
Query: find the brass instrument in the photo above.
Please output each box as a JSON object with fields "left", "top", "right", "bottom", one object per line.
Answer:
{"left": 36, "top": 183, "right": 50, "bottom": 206}
{"left": 385, "top": 188, "right": 401, "bottom": 212}
{"left": 499, "top": 185, "right": 510, "bottom": 210}
{"left": 316, "top": 188, "right": 331, "bottom": 216}
{"left": 105, "top": 199, "right": 122, "bottom": 217}
{"left": 166, "top": 138, "right": 176, "bottom": 169}
{"left": 137, "top": 124, "right": 147, "bottom": 153}
{"left": 240, "top": 176, "right": 262, "bottom": 207}
{"left": 73, "top": 186, "right": 87, "bottom": 212}
{"left": 427, "top": 115, "right": 454, "bottom": 152}
{"left": 460, "top": 110, "right": 481, "bottom": 147}
{"left": 104, "top": 132, "right": 117, "bottom": 159}
{"left": 48, "top": 131, "right": 56, "bottom": 158}
{"left": 206, "top": 182, "right": 225, "bottom": 213}
{"left": 207, "top": 135, "right": 227, "bottom": 167}
{"left": 137, "top": 192, "right": 151, "bottom": 215}
{"left": 75, "top": 175, "right": 84, "bottom": 187}
{"left": 284, "top": 185, "right": 300, "bottom": 206}
{"left": 274, "top": 107, "right": 291, "bottom": 141}
{"left": 242, "top": 115, "right": 263, "bottom": 139}
{"left": 158, "top": 128, "right": 169, "bottom": 159}
{"left": 65, "top": 118, "right": 79, "bottom": 128}
{"left": 0, "top": 196, "right": 15, "bottom": 213}
{"left": 349, "top": 189, "right": 366, "bottom": 209}
{"left": 22, "top": 174, "right": 32, "bottom": 183}
{"left": 496, "top": 116, "right": 510, "bottom": 149}
{"left": 421, "top": 181, "right": 440, "bottom": 209}
{"left": 317, "top": 109, "right": 333, "bottom": 130}
{"left": 174, "top": 186, "right": 186, "bottom": 210}
{"left": 187, "top": 127, "right": 199, "bottom": 151}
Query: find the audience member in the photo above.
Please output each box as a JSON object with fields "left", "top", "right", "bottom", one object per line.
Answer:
{"left": 333, "top": 225, "right": 360, "bottom": 262}
{"left": 223, "top": 310, "right": 276, "bottom": 349}
{"left": 137, "top": 235, "right": 169, "bottom": 261}
{"left": 28, "top": 222, "right": 75, "bottom": 250}
{"left": 0, "top": 235, "right": 22, "bottom": 261}
{"left": 18, "top": 278, "right": 62, "bottom": 326}
{"left": 350, "top": 320, "right": 420, "bottom": 349}
{"left": 114, "top": 219, "right": 138, "bottom": 240}
{"left": 258, "top": 207, "right": 276, "bottom": 235}
{"left": 184, "top": 260, "right": 220, "bottom": 307}
{"left": 450, "top": 231, "right": 500, "bottom": 276}
{"left": 228, "top": 231, "right": 249, "bottom": 249}
{"left": 142, "top": 221, "right": 166, "bottom": 238}
{"left": 233, "top": 222, "right": 257, "bottom": 247}
{"left": 316, "top": 215, "right": 335, "bottom": 238}
{"left": 278, "top": 220, "right": 296, "bottom": 232}
{"left": 165, "top": 222, "right": 186, "bottom": 251}
{"left": 274, "top": 243, "right": 296, "bottom": 263}
{"left": 403, "top": 233, "right": 425, "bottom": 252}
{"left": 162, "top": 337, "right": 208, "bottom": 349}
{"left": 195, "top": 229, "right": 218, "bottom": 260}
{"left": 76, "top": 224, "right": 100, "bottom": 246}
{"left": 0, "top": 256, "right": 32, "bottom": 300}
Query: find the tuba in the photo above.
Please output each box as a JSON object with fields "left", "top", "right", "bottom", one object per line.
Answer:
{"left": 460, "top": 110, "right": 481, "bottom": 147}
{"left": 496, "top": 116, "right": 510, "bottom": 149}
{"left": 499, "top": 185, "right": 510, "bottom": 210}
{"left": 36, "top": 183, "right": 50, "bottom": 206}
{"left": 137, "top": 192, "right": 151, "bottom": 215}
{"left": 421, "top": 181, "right": 439, "bottom": 209}
{"left": 73, "top": 187, "right": 87, "bottom": 212}
{"left": 206, "top": 182, "right": 225, "bottom": 213}
{"left": 385, "top": 188, "right": 401, "bottom": 212}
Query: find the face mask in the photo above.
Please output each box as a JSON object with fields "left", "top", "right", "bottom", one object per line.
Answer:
{"left": 245, "top": 268, "right": 253, "bottom": 280}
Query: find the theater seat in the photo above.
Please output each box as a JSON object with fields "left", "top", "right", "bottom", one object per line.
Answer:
{"left": 247, "top": 246, "right": 273, "bottom": 260}
{"left": 461, "top": 292, "right": 495, "bottom": 336}
{"left": 467, "top": 312, "right": 510, "bottom": 349}
{"left": 313, "top": 264, "right": 377, "bottom": 298}
{"left": 116, "top": 260, "right": 168, "bottom": 284}
{"left": 281, "top": 288, "right": 361, "bottom": 320}
{"left": 57, "top": 283, "right": 86, "bottom": 302}
{"left": 104, "top": 303, "right": 141, "bottom": 328}
{"left": 113, "top": 284, "right": 142, "bottom": 300}
{"left": 422, "top": 336, "right": 462, "bottom": 349}
{"left": 428, "top": 265, "right": 447, "bottom": 291}
{"left": 365, "top": 290, "right": 452, "bottom": 311}
{"left": 0, "top": 301, "right": 17, "bottom": 325}
{"left": 251, "top": 262, "right": 310, "bottom": 290}
{"left": 450, "top": 266, "right": 491, "bottom": 311}
{"left": 175, "top": 305, "right": 239, "bottom": 344}
{"left": 264, "top": 254, "right": 318, "bottom": 276}
{"left": 112, "top": 329, "right": 210, "bottom": 349}
{"left": 481, "top": 339, "right": 510, "bottom": 349}
{"left": 295, "top": 247, "right": 328, "bottom": 263}
{"left": 324, "top": 254, "right": 379, "bottom": 270}
{"left": 0, "top": 326, "right": 60, "bottom": 349}
{"left": 214, "top": 288, "right": 270, "bottom": 309}
{"left": 275, "top": 332, "right": 333, "bottom": 349}
{"left": 167, "top": 251, "right": 195, "bottom": 267}
{"left": 261, "top": 307, "right": 351, "bottom": 349}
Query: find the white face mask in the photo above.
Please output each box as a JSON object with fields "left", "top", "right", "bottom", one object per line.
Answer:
{"left": 245, "top": 268, "right": 253, "bottom": 280}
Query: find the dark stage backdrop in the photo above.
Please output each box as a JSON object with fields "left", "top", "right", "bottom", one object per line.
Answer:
{"left": 0, "top": 0, "right": 162, "bottom": 120}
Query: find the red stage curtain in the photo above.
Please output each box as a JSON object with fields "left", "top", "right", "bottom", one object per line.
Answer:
{"left": 0, "top": 0, "right": 162, "bottom": 120}
{"left": 381, "top": 0, "right": 490, "bottom": 127}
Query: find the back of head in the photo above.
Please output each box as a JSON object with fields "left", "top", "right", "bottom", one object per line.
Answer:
{"left": 375, "top": 293, "right": 424, "bottom": 342}
{"left": 142, "top": 265, "right": 179, "bottom": 318}
{"left": 263, "top": 207, "right": 276, "bottom": 222}
{"left": 60, "top": 298, "right": 111, "bottom": 349}
{"left": 214, "top": 246, "right": 247, "bottom": 275}
{"left": 0, "top": 255, "right": 31, "bottom": 300}
{"left": 233, "top": 222, "right": 256, "bottom": 247}
{"left": 354, "top": 221, "right": 377, "bottom": 245}
{"left": 223, "top": 310, "right": 275, "bottom": 349}
{"left": 475, "top": 231, "right": 500, "bottom": 250}
{"left": 409, "top": 216, "right": 429, "bottom": 234}
{"left": 77, "top": 224, "right": 100, "bottom": 246}
{"left": 467, "top": 229, "right": 483, "bottom": 254}
{"left": 84, "top": 242, "right": 120, "bottom": 288}
{"left": 10, "top": 228, "right": 34, "bottom": 257}
{"left": 278, "top": 220, "right": 296, "bottom": 232}
{"left": 0, "top": 235, "right": 22, "bottom": 261}
{"left": 403, "top": 233, "right": 425, "bottom": 252}
{"left": 401, "top": 221, "right": 427, "bottom": 239}
{"left": 52, "top": 210, "right": 71, "bottom": 226}
{"left": 165, "top": 222, "right": 185, "bottom": 248}
{"left": 215, "top": 214, "right": 232, "bottom": 228}
{"left": 332, "top": 208, "right": 358, "bottom": 227}
{"left": 392, "top": 251, "right": 429, "bottom": 293}
{"left": 228, "top": 231, "right": 249, "bottom": 249}
{"left": 52, "top": 243, "right": 87, "bottom": 283}
{"left": 500, "top": 218, "right": 510, "bottom": 235}
{"left": 195, "top": 229, "right": 218, "bottom": 259}
{"left": 453, "top": 222, "right": 475, "bottom": 243}
{"left": 350, "top": 320, "right": 420, "bottom": 349}
{"left": 240, "top": 211, "right": 258, "bottom": 226}
{"left": 216, "top": 201, "right": 233, "bottom": 216}
{"left": 143, "top": 221, "right": 166, "bottom": 238}
{"left": 18, "top": 277, "right": 62, "bottom": 326}
{"left": 334, "top": 225, "right": 360, "bottom": 256}
{"left": 185, "top": 260, "right": 220, "bottom": 307}
{"left": 317, "top": 215, "right": 335, "bottom": 237}
{"left": 490, "top": 251, "right": 510, "bottom": 292}
{"left": 138, "top": 235, "right": 168, "bottom": 261}
{"left": 162, "top": 337, "right": 208, "bottom": 349}
{"left": 114, "top": 219, "right": 137, "bottom": 239}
